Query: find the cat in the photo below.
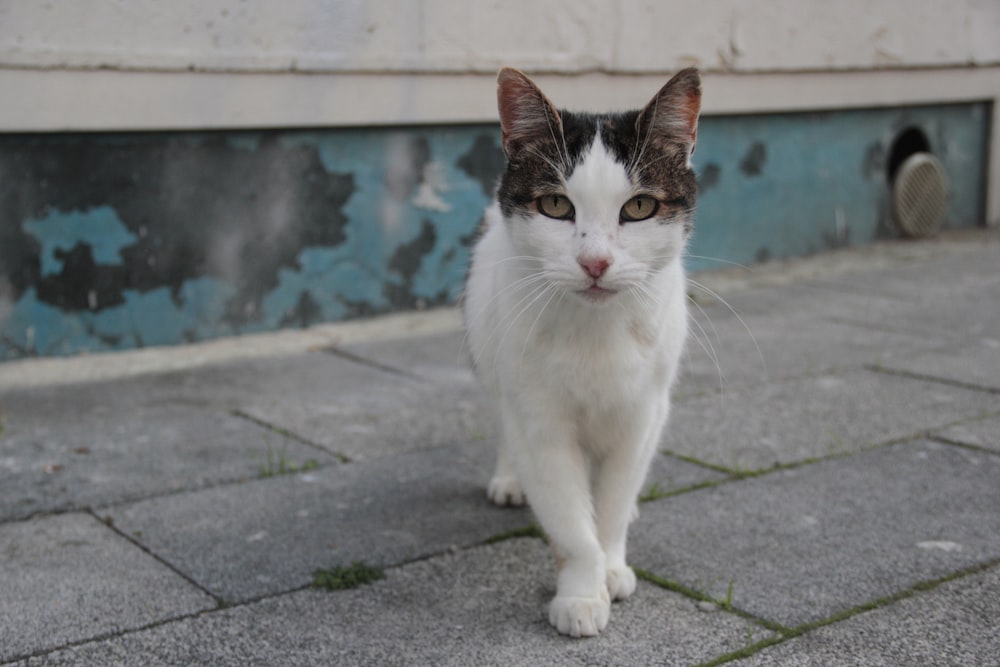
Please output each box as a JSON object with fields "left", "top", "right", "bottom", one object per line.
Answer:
{"left": 463, "top": 67, "right": 701, "bottom": 637}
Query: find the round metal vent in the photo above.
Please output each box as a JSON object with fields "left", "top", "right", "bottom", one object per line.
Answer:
{"left": 892, "top": 152, "right": 948, "bottom": 238}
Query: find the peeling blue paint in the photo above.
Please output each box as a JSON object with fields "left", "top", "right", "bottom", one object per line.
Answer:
{"left": 24, "top": 206, "right": 137, "bottom": 277}
{"left": 0, "top": 103, "right": 989, "bottom": 360}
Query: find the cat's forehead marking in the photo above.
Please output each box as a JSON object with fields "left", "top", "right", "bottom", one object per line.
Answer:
{"left": 565, "top": 128, "right": 632, "bottom": 211}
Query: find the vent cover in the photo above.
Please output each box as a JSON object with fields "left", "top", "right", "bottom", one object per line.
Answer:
{"left": 892, "top": 152, "right": 948, "bottom": 238}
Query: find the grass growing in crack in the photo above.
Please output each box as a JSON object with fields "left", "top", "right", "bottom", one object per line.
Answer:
{"left": 483, "top": 524, "right": 544, "bottom": 545}
{"left": 313, "top": 562, "right": 385, "bottom": 590}
{"left": 639, "top": 482, "right": 666, "bottom": 502}
{"left": 719, "top": 579, "right": 735, "bottom": 611}
{"left": 258, "top": 439, "right": 320, "bottom": 478}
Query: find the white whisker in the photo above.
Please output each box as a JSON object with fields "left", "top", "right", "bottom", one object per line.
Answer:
{"left": 489, "top": 280, "right": 557, "bottom": 381}
{"left": 685, "top": 295, "right": 726, "bottom": 403}
{"left": 683, "top": 254, "right": 754, "bottom": 271}
{"left": 687, "top": 278, "right": 767, "bottom": 381}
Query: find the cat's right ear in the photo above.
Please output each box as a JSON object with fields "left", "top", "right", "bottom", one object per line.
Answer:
{"left": 497, "top": 68, "right": 564, "bottom": 158}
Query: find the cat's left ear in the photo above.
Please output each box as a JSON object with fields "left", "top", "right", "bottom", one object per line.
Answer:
{"left": 636, "top": 68, "right": 702, "bottom": 162}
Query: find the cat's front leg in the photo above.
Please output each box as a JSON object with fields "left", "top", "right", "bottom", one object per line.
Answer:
{"left": 487, "top": 437, "right": 525, "bottom": 506}
{"left": 595, "top": 405, "right": 667, "bottom": 601}
{"left": 506, "top": 407, "right": 610, "bottom": 637}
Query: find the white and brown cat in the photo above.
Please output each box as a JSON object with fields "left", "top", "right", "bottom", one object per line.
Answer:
{"left": 464, "top": 67, "right": 701, "bottom": 637}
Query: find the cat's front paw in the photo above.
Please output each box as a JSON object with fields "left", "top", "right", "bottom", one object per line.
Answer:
{"left": 548, "top": 589, "right": 610, "bottom": 637}
{"left": 487, "top": 475, "right": 525, "bottom": 507}
{"left": 606, "top": 563, "right": 637, "bottom": 601}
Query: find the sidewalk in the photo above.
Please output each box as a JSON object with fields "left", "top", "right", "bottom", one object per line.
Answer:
{"left": 1, "top": 229, "right": 998, "bottom": 666}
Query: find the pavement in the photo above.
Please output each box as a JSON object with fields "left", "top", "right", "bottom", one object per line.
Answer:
{"left": 1, "top": 228, "right": 998, "bottom": 666}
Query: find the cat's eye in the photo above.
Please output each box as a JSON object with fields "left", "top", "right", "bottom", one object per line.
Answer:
{"left": 620, "top": 195, "right": 659, "bottom": 223}
{"left": 537, "top": 194, "right": 575, "bottom": 220}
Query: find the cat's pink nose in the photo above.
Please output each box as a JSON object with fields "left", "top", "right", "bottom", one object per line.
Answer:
{"left": 579, "top": 256, "right": 611, "bottom": 279}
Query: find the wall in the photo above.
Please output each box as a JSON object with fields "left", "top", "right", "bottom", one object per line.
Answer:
{"left": 1, "top": 1, "right": 997, "bottom": 359}
{"left": 2, "top": 1, "right": 997, "bottom": 73}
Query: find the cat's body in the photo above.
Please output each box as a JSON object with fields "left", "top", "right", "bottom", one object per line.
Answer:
{"left": 464, "top": 68, "right": 701, "bottom": 637}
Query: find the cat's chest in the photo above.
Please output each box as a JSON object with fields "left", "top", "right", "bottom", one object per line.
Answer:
{"left": 527, "top": 318, "right": 666, "bottom": 402}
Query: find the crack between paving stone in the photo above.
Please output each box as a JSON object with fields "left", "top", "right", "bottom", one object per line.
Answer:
{"left": 319, "top": 346, "right": 429, "bottom": 383}
{"left": 825, "top": 314, "right": 950, "bottom": 341}
{"left": 85, "top": 509, "right": 223, "bottom": 604}
{"left": 230, "top": 409, "right": 353, "bottom": 463}
{"left": 690, "top": 556, "right": 1000, "bottom": 666}
{"left": 927, "top": 434, "right": 1000, "bottom": 458}
{"left": 0, "top": 511, "right": 242, "bottom": 665}
{"left": 865, "top": 363, "right": 1000, "bottom": 395}
{"left": 662, "top": 419, "right": 1000, "bottom": 487}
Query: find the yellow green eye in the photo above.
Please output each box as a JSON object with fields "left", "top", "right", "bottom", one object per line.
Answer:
{"left": 537, "top": 194, "right": 575, "bottom": 220}
{"left": 620, "top": 195, "right": 659, "bottom": 222}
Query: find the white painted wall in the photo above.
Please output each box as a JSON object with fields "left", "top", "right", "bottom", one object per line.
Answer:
{"left": 2, "top": 0, "right": 999, "bottom": 222}
{"left": 2, "top": 0, "right": 998, "bottom": 73}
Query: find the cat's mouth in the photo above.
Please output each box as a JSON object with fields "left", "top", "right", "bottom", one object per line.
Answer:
{"left": 578, "top": 283, "right": 618, "bottom": 303}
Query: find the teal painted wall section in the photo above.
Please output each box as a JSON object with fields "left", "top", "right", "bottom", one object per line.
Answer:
{"left": 687, "top": 103, "right": 989, "bottom": 272}
{"left": 0, "top": 103, "right": 989, "bottom": 360}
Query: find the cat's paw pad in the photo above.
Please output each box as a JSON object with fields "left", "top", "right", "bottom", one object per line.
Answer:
{"left": 487, "top": 476, "right": 525, "bottom": 507}
{"left": 548, "top": 592, "right": 610, "bottom": 637}
{"left": 606, "top": 564, "right": 637, "bottom": 601}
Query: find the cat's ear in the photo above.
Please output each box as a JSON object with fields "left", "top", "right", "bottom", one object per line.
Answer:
{"left": 497, "top": 68, "right": 564, "bottom": 158}
{"left": 636, "top": 68, "right": 702, "bottom": 160}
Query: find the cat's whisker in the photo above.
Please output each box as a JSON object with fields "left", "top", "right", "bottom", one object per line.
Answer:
{"left": 518, "top": 281, "right": 563, "bottom": 369}
{"left": 686, "top": 278, "right": 768, "bottom": 381}
{"left": 682, "top": 254, "right": 754, "bottom": 271}
{"left": 468, "top": 274, "right": 551, "bottom": 371}
{"left": 459, "top": 268, "right": 549, "bottom": 366}
{"left": 685, "top": 296, "right": 726, "bottom": 401}
{"left": 477, "top": 272, "right": 549, "bottom": 361}
{"left": 485, "top": 255, "right": 545, "bottom": 268}
{"left": 489, "top": 280, "right": 558, "bottom": 381}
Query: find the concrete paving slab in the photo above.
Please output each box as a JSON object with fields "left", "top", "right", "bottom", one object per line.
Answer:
{"left": 815, "top": 273, "right": 1000, "bottom": 344}
{"left": 644, "top": 452, "right": 729, "bottom": 498}
{"left": 697, "top": 278, "right": 901, "bottom": 325}
{"left": 339, "top": 329, "right": 475, "bottom": 385}
{"left": 102, "top": 443, "right": 531, "bottom": 603}
{"left": 26, "top": 538, "right": 774, "bottom": 667}
{"left": 0, "top": 385, "right": 332, "bottom": 522}
{"left": 800, "top": 237, "right": 1000, "bottom": 302}
{"left": 629, "top": 440, "right": 1000, "bottom": 629}
{"left": 734, "top": 564, "right": 1000, "bottom": 666}
{"left": 0, "top": 513, "right": 215, "bottom": 663}
{"left": 231, "top": 350, "right": 495, "bottom": 462}
{"left": 934, "top": 414, "right": 1000, "bottom": 453}
{"left": 877, "top": 336, "right": 1000, "bottom": 393}
{"left": 666, "top": 367, "right": 998, "bottom": 472}
{"left": 680, "top": 308, "right": 937, "bottom": 397}
{"left": 704, "top": 244, "right": 1000, "bottom": 346}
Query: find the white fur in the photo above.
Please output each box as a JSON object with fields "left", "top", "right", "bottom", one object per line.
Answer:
{"left": 464, "top": 132, "right": 689, "bottom": 637}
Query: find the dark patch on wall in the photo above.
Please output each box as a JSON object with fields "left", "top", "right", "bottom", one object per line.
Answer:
{"left": 0, "top": 132, "right": 354, "bottom": 329}
{"left": 698, "top": 163, "right": 721, "bottom": 192}
{"left": 755, "top": 247, "right": 771, "bottom": 264}
{"left": 739, "top": 142, "right": 767, "bottom": 177}
{"left": 457, "top": 132, "right": 506, "bottom": 196}
{"left": 280, "top": 290, "right": 324, "bottom": 329}
{"left": 822, "top": 225, "right": 851, "bottom": 250}
{"left": 37, "top": 242, "right": 129, "bottom": 311}
{"left": 385, "top": 218, "right": 438, "bottom": 309}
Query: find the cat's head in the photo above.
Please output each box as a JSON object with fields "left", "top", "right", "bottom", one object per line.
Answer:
{"left": 495, "top": 67, "right": 701, "bottom": 305}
